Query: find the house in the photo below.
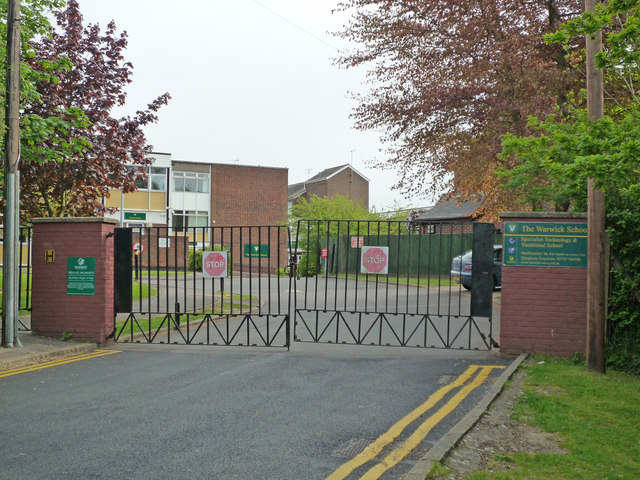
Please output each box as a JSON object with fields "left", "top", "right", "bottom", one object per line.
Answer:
{"left": 288, "top": 164, "right": 369, "bottom": 211}
{"left": 411, "top": 196, "right": 483, "bottom": 234}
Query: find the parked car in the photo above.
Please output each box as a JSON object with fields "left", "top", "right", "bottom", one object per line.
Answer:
{"left": 450, "top": 245, "right": 502, "bottom": 290}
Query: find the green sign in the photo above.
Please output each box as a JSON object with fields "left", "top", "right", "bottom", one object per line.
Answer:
{"left": 67, "top": 257, "right": 96, "bottom": 295}
{"left": 504, "top": 222, "right": 588, "bottom": 268}
{"left": 244, "top": 244, "right": 270, "bottom": 258}
{"left": 124, "top": 212, "right": 146, "bottom": 221}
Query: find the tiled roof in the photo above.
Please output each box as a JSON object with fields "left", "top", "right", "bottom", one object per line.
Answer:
{"left": 288, "top": 182, "right": 306, "bottom": 200}
{"left": 305, "top": 164, "right": 370, "bottom": 184}
{"left": 413, "top": 196, "right": 483, "bottom": 222}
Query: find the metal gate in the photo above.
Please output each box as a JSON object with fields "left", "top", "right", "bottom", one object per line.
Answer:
{"left": 0, "top": 226, "right": 33, "bottom": 334}
{"left": 113, "top": 221, "right": 498, "bottom": 351}
{"left": 113, "top": 225, "right": 292, "bottom": 347}
{"left": 291, "top": 220, "right": 499, "bottom": 350}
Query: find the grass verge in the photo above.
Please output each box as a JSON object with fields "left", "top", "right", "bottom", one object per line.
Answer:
{"left": 466, "top": 358, "right": 640, "bottom": 480}
{"left": 131, "top": 281, "right": 156, "bottom": 301}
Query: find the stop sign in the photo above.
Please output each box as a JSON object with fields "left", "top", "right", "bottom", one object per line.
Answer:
{"left": 361, "top": 246, "right": 389, "bottom": 274}
{"left": 203, "top": 251, "right": 228, "bottom": 278}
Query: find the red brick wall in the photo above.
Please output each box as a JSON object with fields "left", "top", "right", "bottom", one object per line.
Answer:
{"left": 132, "top": 228, "right": 188, "bottom": 268}
{"left": 31, "top": 218, "right": 117, "bottom": 344}
{"left": 499, "top": 214, "right": 588, "bottom": 357}
{"left": 326, "top": 168, "right": 369, "bottom": 209}
{"left": 303, "top": 168, "right": 369, "bottom": 209}
{"left": 211, "top": 164, "right": 287, "bottom": 227}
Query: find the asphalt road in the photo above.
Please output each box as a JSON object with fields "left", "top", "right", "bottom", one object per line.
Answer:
{"left": 0, "top": 345, "right": 513, "bottom": 480}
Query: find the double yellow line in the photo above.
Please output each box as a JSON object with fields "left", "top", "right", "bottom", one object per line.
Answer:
{"left": 0, "top": 349, "right": 121, "bottom": 378}
{"left": 327, "top": 364, "right": 505, "bottom": 480}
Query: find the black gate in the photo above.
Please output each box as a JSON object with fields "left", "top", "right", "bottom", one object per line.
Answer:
{"left": 113, "top": 225, "right": 292, "bottom": 347}
{"left": 291, "top": 220, "right": 499, "bottom": 350}
{"left": 0, "top": 226, "right": 33, "bottom": 334}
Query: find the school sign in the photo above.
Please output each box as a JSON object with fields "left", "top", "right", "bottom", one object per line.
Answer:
{"left": 503, "top": 222, "right": 588, "bottom": 268}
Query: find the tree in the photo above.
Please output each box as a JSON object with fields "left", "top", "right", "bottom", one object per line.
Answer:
{"left": 0, "top": 0, "right": 67, "bottom": 185}
{"left": 333, "top": 0, "right": 585, "bottom": 217}
{"left": 18, "top": 0, "right": 170, "bottom": 218}
{"left": 499, "top": 2, "right": 640, "bottom": 374}
{"left": 290, "top": 195, "right": 409, "bottom": 275}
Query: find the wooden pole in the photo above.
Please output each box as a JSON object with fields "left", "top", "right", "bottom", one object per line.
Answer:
{"left": 585, "top": 0, "right": 606, "bottom": 373}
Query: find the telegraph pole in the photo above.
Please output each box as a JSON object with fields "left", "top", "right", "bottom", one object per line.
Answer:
{"left": 585, "top": 0, "right": 606, "bottom": 373}
{"left": 2, "top": 0, "right": 22, "bottom": 348}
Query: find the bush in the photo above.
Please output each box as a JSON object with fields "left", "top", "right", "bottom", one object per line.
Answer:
{"left": 298, "top": 252, "right": 319, "bottom": 277}
{"left": 188, "top": 244, "right": 227, "bottom": 271}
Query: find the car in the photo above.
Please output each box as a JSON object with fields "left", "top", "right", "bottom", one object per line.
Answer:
{"left": 450, "top": 245, "right": 502, "bottom": 290}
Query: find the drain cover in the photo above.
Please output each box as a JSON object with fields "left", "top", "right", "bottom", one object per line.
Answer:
{"left": 332, "top": 438, "right": 375, "bottom": 458}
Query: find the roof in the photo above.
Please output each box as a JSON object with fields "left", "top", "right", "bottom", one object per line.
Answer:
{"left": 413, "top": 196, "right": 483, "bottom": 222}
{"left": 305, "top": 164, "right": 370, "bottom": 185}
{"left": 288, "top": 182, "right": 306, "bottom": 201}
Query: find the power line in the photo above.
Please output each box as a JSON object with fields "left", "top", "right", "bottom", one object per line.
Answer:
{"left": 250, "top": 0, "right": 339, "bottom": 51}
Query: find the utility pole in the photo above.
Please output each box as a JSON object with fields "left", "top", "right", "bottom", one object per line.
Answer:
{"left": 2, "top": 0, "right": 22, "bottom": 348}
{"left": 585, "top": 0, "right": 606, "bottom": 373}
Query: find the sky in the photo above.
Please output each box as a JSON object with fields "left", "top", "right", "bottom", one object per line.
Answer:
{"left": 77, "top": 0, "right": 435, "bottom": 211}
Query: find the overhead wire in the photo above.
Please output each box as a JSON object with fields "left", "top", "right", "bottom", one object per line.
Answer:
{"left": 249, "top": 0, "right": 339, "bottom": 51}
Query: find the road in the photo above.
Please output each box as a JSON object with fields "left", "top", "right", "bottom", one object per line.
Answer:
{"left": 0, "top": 344, "right": 513, "bottom": 480}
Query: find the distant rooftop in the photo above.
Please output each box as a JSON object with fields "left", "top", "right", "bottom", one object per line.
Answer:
{"left": 305, "top": 164, "right": 370, "bottom": 184}
{"left": 413, "top": 196, "right": 483, "bottom": 222}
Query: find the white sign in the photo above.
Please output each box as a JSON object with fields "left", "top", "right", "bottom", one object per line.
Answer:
{"left": 158, "top": 237, "right": 170, "bottom": 248}
{"left": 361, "top": 246, "right": 389, "bottom": 275}
{"left": 203, "top": 251, "right": 228, "bottom": 278}
{"left": 351, "top": 236, "right": 364, "bottom": 248}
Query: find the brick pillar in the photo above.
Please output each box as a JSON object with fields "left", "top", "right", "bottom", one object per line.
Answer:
{"left": 499, "top": 212, "right": 588, "bottom": 357}
{"left": 31, "top": 218, "right": 118, "bottom": 344}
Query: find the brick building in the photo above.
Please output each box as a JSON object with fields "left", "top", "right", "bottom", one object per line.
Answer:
{"left": 288, "top": 164, "right": 369, "bottom": 211}
{"left": 412, "top": 196, "right": 484, "bottom": 234}
{"left": 104, "top": 154, "right": 288, "bottom": 234}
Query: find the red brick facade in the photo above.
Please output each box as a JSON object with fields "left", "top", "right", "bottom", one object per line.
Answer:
{"left": 304, "top": 168, "right": 369, "bottom": 209}
{"left": 31, "top": 218, "right": 118, "bottom": 344}
{"left": 132, "top": 228, "right": 188, "bottom": 268}
{"left": 211, "top": 164, "right": 287, "bottom": 227}
{"left": 499, "top": 213, "right": 588, "bottom": 357}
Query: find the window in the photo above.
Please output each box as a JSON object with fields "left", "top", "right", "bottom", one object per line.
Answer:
{"left": 150, "top": 167, "right": 167, "bottom": 191}
{"left": 173, "top": 171, "right": 209, "bottom": 193}
{"left": 172, "top": 210, "right": 209, "bottom": 232}
{"left": 127, "top": 165, "right": 167, "bottom": 191}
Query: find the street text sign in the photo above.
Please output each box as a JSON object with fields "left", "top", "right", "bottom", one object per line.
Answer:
{"left": 244, "top": 244, "right": 269, "bottom": 258}
{"left": 503, "top": 222, "right": 588, "bottom": 268}
{"left": 203, "top": 251, "right": 228, "bottom": 278}
{"left": 361, "top": 246, "right": 389, "bottom": 274}
{"left": 351, "top": 236, "right": 364, "bottom": 248}
{"left": 67, "top": 257, "right": 96, "bottom": 295}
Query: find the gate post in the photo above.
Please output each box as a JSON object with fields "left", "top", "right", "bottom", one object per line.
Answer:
{"left": 31, "top": 218, "right": 118, "bottom": 344}
{"left": 499, "top": 212, "right": 588, "bottom": 357}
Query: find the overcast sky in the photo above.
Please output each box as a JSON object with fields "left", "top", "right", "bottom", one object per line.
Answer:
{"left": 79, "top": 0, "right": 434, "bottom": 211}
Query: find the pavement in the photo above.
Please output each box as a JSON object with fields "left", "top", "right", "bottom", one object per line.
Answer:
{"left": 0, "top": 329, "right": 98, "bottom": 371}
{"left": 0, "top": 327, "right": 527, "bottom": 479}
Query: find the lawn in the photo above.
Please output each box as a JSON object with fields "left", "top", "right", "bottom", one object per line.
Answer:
{"left": 461, "top": 358, "right": 640, "bottom": 480}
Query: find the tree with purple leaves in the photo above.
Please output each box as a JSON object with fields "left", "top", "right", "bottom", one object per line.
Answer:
{"left": 19, "top": 0, "right": 170, "bottom": 218}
